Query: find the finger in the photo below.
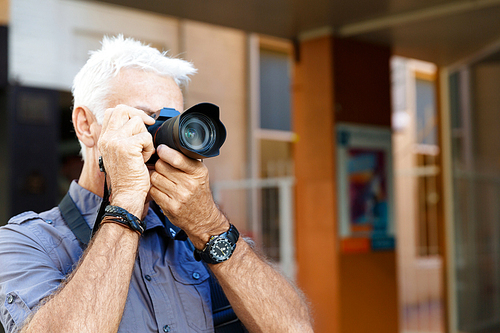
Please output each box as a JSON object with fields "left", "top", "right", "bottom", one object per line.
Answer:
{"left": 150, "top": 171, "right": 177, "bottom": 198}
{"left": 119, "top": 105, "right": 156, "bottom": 126}
{"left": 101, "top": 107, "right": 115, "bottom": 133}
{"left": 154, "top": 158, "right": 176, "bottom": 177}
{"left": 117, "top": 130, "right": 155, "bottom": 162}
{"left": 151, "top": 164, "right": 179, "bottom": 187}
{"left": 150, "top": 173, "right": 191, "bottom": 212}
{"left": 156, "top": 145, "right": 202, "bottom": 174}
{"left": 120, "top": 115, "right": 149, "bottom": 136}
{"left": 149, "top": 185, "right": 166, "bottom": 201}
{"left": 104, "top": 105, "right": 135, "bottom": 131}
{"left": 139, "top": 110, "right": 156, "bottom": 126}
{"left": 151, "top": 166, "right": 196, "bottom": 202}
{"left": 136, "top": 132, "right": 155, "bottom": 162}
{"left": 154, "top": 159, "right": 196, "bottom": 190}
{"left": 149, "top": 186, "right": 175, "bottom": 212}
{"left": 104, "top": 105, "right": 156, "bottom": 131}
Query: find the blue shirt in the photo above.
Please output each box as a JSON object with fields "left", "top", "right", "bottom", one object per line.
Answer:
{"left": 0, "top": 181, "right": 214, "bottom": 333}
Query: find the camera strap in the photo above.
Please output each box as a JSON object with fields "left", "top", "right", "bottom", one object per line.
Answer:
{"left": 58, "top": 193, "right": 92, "bottom": 246}
{"left": 92, "top": 156, "right": 111, "bottom": 238}
{"left": 57, "top": 183, "right": 109, "bottom": 247}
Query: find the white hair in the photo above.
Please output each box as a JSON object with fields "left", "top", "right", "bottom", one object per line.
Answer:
{"left": 72, "top": 35, "right": 197, "bottom": 159}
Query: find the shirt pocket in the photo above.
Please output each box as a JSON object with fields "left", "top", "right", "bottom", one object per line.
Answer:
{"left": 169, "top": 265, "right": 213, "bottom": 332}
{"left": 8, "top": 212, "right": 41, "bottom": 225}
{"left": 2, "top": 291, "right": 31, "bottom": 333}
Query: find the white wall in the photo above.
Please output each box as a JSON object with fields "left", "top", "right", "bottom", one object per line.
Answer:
{"left": 9, "top": 0, "right": 180, "bottom": 90}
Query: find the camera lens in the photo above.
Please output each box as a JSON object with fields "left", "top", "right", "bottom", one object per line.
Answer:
{"left": 179, "top": 113, "right": 216, "bottom": 153}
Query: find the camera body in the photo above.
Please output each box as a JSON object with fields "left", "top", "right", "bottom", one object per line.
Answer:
{"left": 147, "top": 103, "right": 226, "bottom": 164}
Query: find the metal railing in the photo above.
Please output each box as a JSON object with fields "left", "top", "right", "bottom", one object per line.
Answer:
{"left": 212, "top": 177, "right": 296, "bottom": 280}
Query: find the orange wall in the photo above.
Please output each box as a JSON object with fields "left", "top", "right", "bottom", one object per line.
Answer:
{"left": 294, "top": 36, "right": 340, "bottom": 333}
{"left": 340, "top": 252, "right": 398, "bottom": 333}
{"left": 0, "top": 0, "right": 8, "bottom": 25}
{"left": 294, "top": 36, "right": 398, "bottom": 333}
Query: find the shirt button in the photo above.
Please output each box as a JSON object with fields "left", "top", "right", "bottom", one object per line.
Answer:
{"left": 45, "top": 219, "right": 53, "bottom": 224}
{"left": 7, "top": 295, "right": 14, "bottom": 304}
{"left": 145, "top": 275, "right": 152, "bottom": 281}
{"left": 163, "top": 325, "right": 171, "bottom": 332}
{"left": 192, "top": 272, "right": 200, "bottom": 280}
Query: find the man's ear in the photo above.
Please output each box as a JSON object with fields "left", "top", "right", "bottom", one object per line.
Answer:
{"left": 73, "top": 106, "right": 99, "bottom": 148}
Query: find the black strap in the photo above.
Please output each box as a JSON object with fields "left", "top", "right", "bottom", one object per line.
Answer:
{"left": 58, "top": 175, "right": 112, "bottom": 246}
{"left": 93, "top": 160, "right": 110, "bottom": 238}
{"left": 209, "top": 272, "right": 248, "bottom": 332}
{"left": 58, "top": 193, "right": 92, "bottom": 245}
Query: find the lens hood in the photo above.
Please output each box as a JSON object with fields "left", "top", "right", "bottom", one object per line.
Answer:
{"left": 147, "top": 103, "right": 226, "bottom": 163}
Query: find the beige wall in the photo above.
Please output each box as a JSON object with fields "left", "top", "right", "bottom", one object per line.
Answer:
{"left": 392, "top": 59, "right": 444, "bottom": 326}
{"left": 393, "top": 129, "right": 444, "bottom": 305}
{"left": 0, "top": 0, "right": 8, "bottom": 25}
{"left": 182, "top": 20, "right": 248, "bottom": 229}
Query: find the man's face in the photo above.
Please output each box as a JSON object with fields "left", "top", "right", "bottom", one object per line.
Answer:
{"left": 107, "top": 68, "right": 184, "bottom": 119}
{"left": 91, "top": 68, "right": 184, "bottom": 162}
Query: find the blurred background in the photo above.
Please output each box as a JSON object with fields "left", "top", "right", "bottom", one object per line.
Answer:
{"left": 1, "top": 0, "right": 500, "bottom": 332}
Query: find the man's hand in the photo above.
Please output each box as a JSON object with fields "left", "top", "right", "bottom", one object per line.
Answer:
{"left": 149, "top": 145, "right": 314, "bottom": 332}
{"left": 98, "top": 105, "right": 155, "bottom": 217}
{"left": 149, "top": 144, "right": 229, "bottom": 249}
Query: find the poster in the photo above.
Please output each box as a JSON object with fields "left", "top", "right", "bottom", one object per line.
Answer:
{"left": 337, "top": 124, "right": 395, "bottom": 253}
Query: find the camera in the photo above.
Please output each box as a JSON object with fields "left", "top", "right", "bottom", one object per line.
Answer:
{"left": 147, "top": 103, "right": 226, "bottom": 164}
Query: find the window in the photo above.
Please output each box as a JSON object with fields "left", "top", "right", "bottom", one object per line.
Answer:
{"left": 259, "top": 49, "right": 292, "bottom": 132}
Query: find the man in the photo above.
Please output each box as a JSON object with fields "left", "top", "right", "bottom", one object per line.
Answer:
{"left": 0, "top": 36, "right": 313, "bottom": 333}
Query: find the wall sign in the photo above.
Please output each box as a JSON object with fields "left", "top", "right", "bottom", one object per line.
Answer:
{"left": 336, "top": 124, "right": 395, "bottom": 253}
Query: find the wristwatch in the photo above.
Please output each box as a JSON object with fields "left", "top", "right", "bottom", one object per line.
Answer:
{"left": 194, "top": 224, "right": 239, "bottom": 264}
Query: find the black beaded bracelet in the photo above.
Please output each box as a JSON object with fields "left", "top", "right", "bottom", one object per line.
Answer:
{"left": 103, "top": 205, "right": 146, "bottom": 235}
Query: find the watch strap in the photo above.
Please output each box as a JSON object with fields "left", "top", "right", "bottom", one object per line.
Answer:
{"left": 194, "top": 224, "right": 239, "bottom": 264}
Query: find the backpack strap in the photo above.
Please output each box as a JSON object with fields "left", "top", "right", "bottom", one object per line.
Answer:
{"left": 58, "top": 193, "right": 92, "bottom": 245}
{"left": 208, "top": 271, "right": 248, "bottom": 332}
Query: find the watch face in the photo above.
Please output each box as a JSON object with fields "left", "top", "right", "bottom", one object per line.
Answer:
{"left": 209, "top": 238, "right": 234, "bottom": 263}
